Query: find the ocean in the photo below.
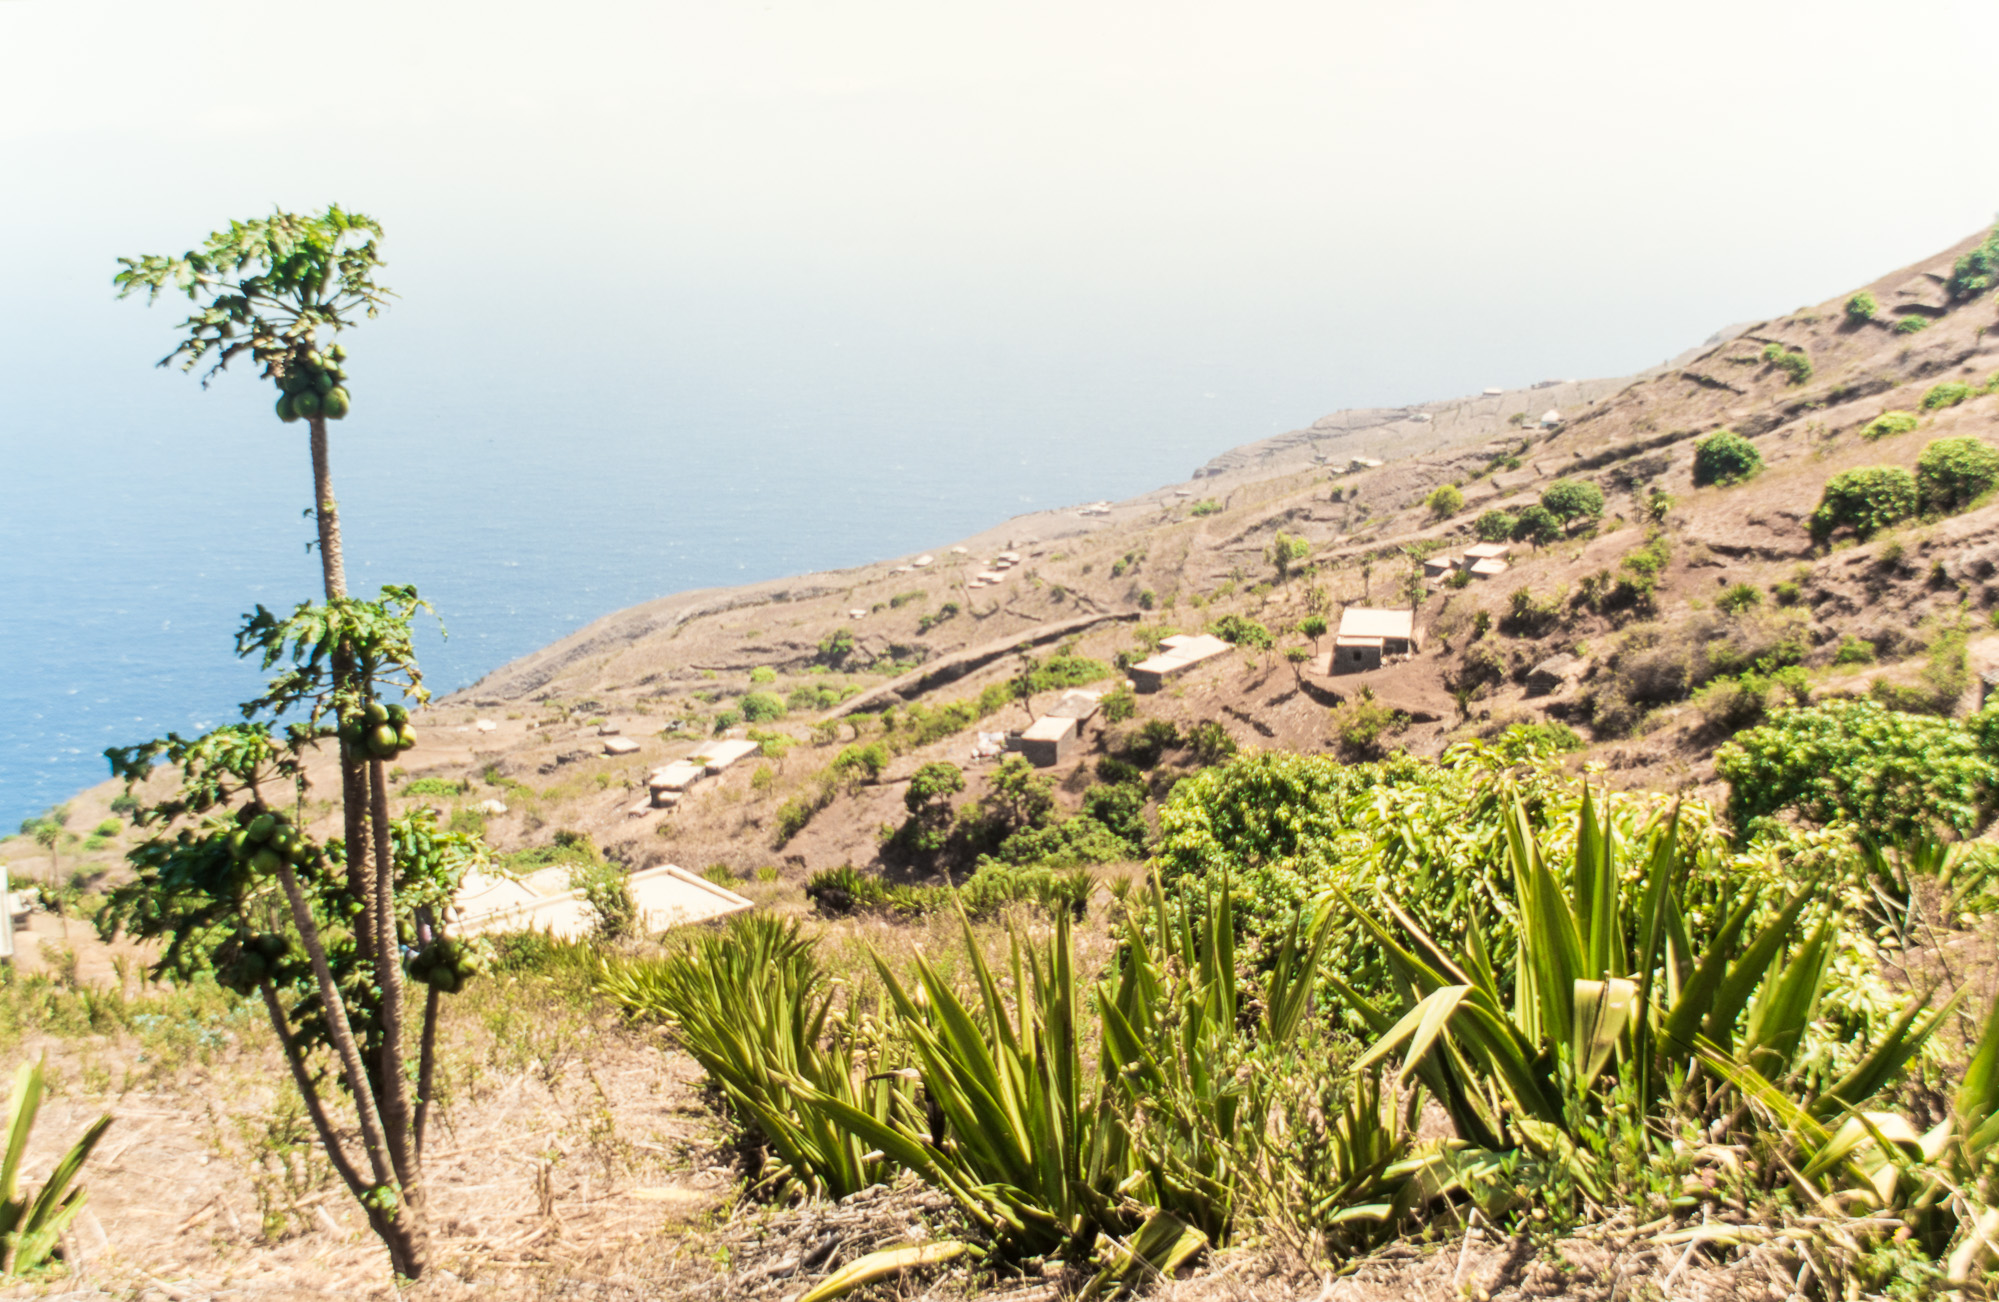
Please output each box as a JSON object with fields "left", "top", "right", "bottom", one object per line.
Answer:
{"left": 0, "top": 291, "right": 1345, "bottom": 829}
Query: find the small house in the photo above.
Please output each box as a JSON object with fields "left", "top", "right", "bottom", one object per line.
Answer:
{"left": 1014, "top": 715, "right": 1080, "bottom": 766}
{"left": 1130, "top": 633, "right": 1233, "bottom": 692}
{"left": 697, "top": 739, "right": 761, "bottom": 774}
{"left": 1462, "top": 542, "right": 1512, "bottom": 563}
{"left": 1422, "top": 557, "right": 1456, "bottom": 580}
{"left": 1332, "top": 608, "right": 1418, "bottom": 674}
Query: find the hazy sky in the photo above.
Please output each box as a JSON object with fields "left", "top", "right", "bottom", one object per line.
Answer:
{"left": 6, "top": 0, "right": 1998, "bottom": 408}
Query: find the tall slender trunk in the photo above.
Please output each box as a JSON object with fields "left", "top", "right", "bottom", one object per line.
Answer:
{"left": 309, "top": 416, "right": 346, "bottom": 601}
{"left": 304, "top": 408, "right": 430, "bottom": 1276}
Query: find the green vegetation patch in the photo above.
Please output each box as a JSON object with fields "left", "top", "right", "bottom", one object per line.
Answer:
{"left": 1691, "top": 429, "right": 1762, "bottom": 487}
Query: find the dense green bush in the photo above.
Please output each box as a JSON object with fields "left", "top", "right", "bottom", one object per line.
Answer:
{"left": 1825, "top": 638, "right": 1873, "bottom": 671}
{"left": 1863, "top": 410, "right": 1919, "bottom": 441}
{"left": 1692, "top": 430, "right": 1762, "bottom": 487}
{"left": 739, "top": 691, "right": 786, "bottom": 723}
{"left": 1188, "top": 498, "right": 1221, "bottom": 516}
{"left": 1947, "top": 223, "right": 1999, "bottom": 300}
{"left": 1923, "top": 381, "right": 1975, "bottom": 410}
{"left": 1425, "top": 484, "right": 1463, "bottom": 518}
{"left": 1844, "top": 290, "right": 1877, "bottom": 323}
{"left": 1539, "top": 478, "right": 1604, "bottom": 525}
{"left": 1716, "top": 699, "right": 1999, "bottom": 842}
{"left": 1208, "top": 613, "right": 1273, "bottom": 649}
{"left": 1894, "top": 315, "right": 1930, "bottom": 335}
{"left": 1510, "top": 504, "right": 1562, "bottom": 547}
{"left": 1916, "top": 436, "right": 1999, "bottom": 514}
{"left": 1472, "top": 509, "right": 1516, "bottom": 543}
{"left": 1809, "top": 465, "right": 1917, "bottom": 544}
{"left": 1762, "top": 343, "right": 1813, "bottom": 385}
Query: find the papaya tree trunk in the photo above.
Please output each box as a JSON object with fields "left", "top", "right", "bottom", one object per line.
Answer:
{"left": 308, "top": 415, "right": 347, "bottom": 601}
{"left": 368, "top": 758, "right": 419, "bottom": 1199}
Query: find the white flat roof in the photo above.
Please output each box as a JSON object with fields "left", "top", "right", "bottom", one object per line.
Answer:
{"left": 1338, "top": 608, "right": 1415, "bottom": 640}
{"left": 1021, "top": 716, "right": 1079, "bottom": 742}
{"left": 649, "top": 760, "right": 707, "bottom": 791}
{"left": 1463, "top": 542, "right": 1512, "bottom": 559}
{"left": 454, "top": 864, "right": 752, "bottom": 940}
{"left": 699, "top": 739, "right": 760, "bottom": 771}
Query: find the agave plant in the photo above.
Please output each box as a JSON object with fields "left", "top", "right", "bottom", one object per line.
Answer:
{"left": 597, "top": 914, "right": 908, "bottom": 1199}
{"left": 792, "top": 879, "right": 1444, "bottom": 1290}
{"left": 1, "top": 1057, "right": 111, "bottom": 1277}
{"left": 1323, "top": 789, "right": 1952, "bottom": 1209}
{"left": 1703, "top": 996, "right": 1999, "bottom": 1284}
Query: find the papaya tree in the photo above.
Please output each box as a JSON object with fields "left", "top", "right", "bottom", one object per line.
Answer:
{"left": 109, "top": 209, "right": 464, "bottom": 1278}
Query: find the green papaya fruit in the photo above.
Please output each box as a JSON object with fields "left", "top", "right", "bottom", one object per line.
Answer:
{"left": 226, "top": 829, "right": 250, "bottom": 859}
{"left": 304, "top": 350, "right": 324, "bottom": 369}
{"left": 323, "top": 388, "right": 350, "bottom": 420}
{"left": 313, "top": 371, "right": 333, "bottom": 396}
{"left": 276, "top": 393, "right": 298, "bottom": 423}
{"left": 397, "top": 726, "right": 416, "bottom": 751}
{"left": 250, "top": 848, "right": 283, "bottom": 877}
{"left": 364, "top": 702, "right": 390, "bottom": 725}
{"left": 385, "top": 702, "right": 407, "bottom": 724}
{"left": 329, "top": 343, "right": 346, "bottom": 362}
{"left": 295, "top": 391, "right": 322, "bottom": 419}
{"left": 247, "top": 813, "right": 276, "bottom": 842}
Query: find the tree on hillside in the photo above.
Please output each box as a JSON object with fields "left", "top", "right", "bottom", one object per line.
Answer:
{"left": 1539, "top": 479, "right": 1603, "bottom": 530}
{"left": 19, "top": 805, "right": 69, "bottom": 887}
{"left": 1510, "top": 504, "right": 1562, "bottom": 549}
{"left": 108, "top": 209, "right": 463, "bottom": 1279}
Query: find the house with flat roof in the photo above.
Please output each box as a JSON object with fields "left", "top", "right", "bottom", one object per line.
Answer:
{"left": 1130, "top": 633, "right": 1233, "bottom": 692}
{"left": 1333, "top": 608, "right": 1418, "bottom": 674}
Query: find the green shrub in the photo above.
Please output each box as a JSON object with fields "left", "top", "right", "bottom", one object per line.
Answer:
{"left": 1922, "top": 381, "right": 1975, "bottom": 411}
{"left": 1100, "top": 685, "right": 1136, "bottom": 723}
{"left": 1188, "top": 498, "right": 1221, "bottom": 517}
{"left": 448, "top": 807, "right": 487, "bottom": 836}
{"left": 1472, "top": 509, "right": 1516, "bottom": 543}
{"left": 1266, "top": 533, "right": 1311, "bottom": 578}
{"left": 816, "top": 627, "right": 857, "bottom": 667}
{"left": 1832, "top": 635, "right": 1876, "bottom": 666}
{"left": 1692, "top": 430, "right": 1762, "bottom": 487}
{"left": 1772, "top": 580, "right": 1801, "bottom": 606}
{"left": 1509, "top": 504, "right": 1562, "bottom": 547}
{"left": 1137, "top": 588, "right": 1156, "bottom": 610}
{"left": 1119, "top": 718, "right": 1182, "bottom": 768}
{"left": 1539, "top": 478, "right": 1604, "bottom": 525}
{"left": 1425, "top": 484, "right": 1463, "bottom": 518}
{"left": 711, "top": 709, "right": 741, "bottom": 734}
{"left": 1844, "top": 291, "right": 1877, "bottom": 323}
{"left": 1331, "top": 691, "right": 1404, "bottom": 760}
{"left": 92, "top": 818, "right": 121, "bottom": 838}
{"left": 1491, "top": 721, "right": 1584, "bottom": 758}
{"left": 739, "top": 691, "right": 786, "bottom": 723}
{"left": 749, "top": 666, "right": 777, "bottom": 684}
{"left": 1717, "top": 699, "right": 1999, "bottom": 841}
{"left": 402, "top": 777, "right": 467, "bottom": 798}
{"left": 1916, "top": 436, "right": 1999, "bottom": 514}
{"left": 1208, "top": 614, "right": 1273, "bottom": 649}
{"left": 1716, "top": 583, "right": 1762, "bottom": 615}
{"left": 1186, "top": 719, "right": 1238, "bottom": 766}
{"left": 888, "top": 589, "right": 927, "bottom": 609}
{"left": 830, "top": 741, "right": 890, "bottom": 782}
{"left": 1947, "top": 224, "right": 1999, "bottom": 300}
{"left": 1762, "top": 342, "right": 1813, "bottom": 384}
{"left": 1863, "top": 410, "right": 1920, "bottom": 441}
{"left": 1810, "top": 465, "right": 1917, "bottom": 544}
{"left": 1893, "top": 315, "right": 1930, "bottom": 335}
{"left": 915, "top": 602, "right": 960, "bottom": 635}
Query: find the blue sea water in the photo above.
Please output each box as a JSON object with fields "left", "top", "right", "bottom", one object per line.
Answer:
{"left": 0, "top": 278, "right": 1361, "bottom": 830}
